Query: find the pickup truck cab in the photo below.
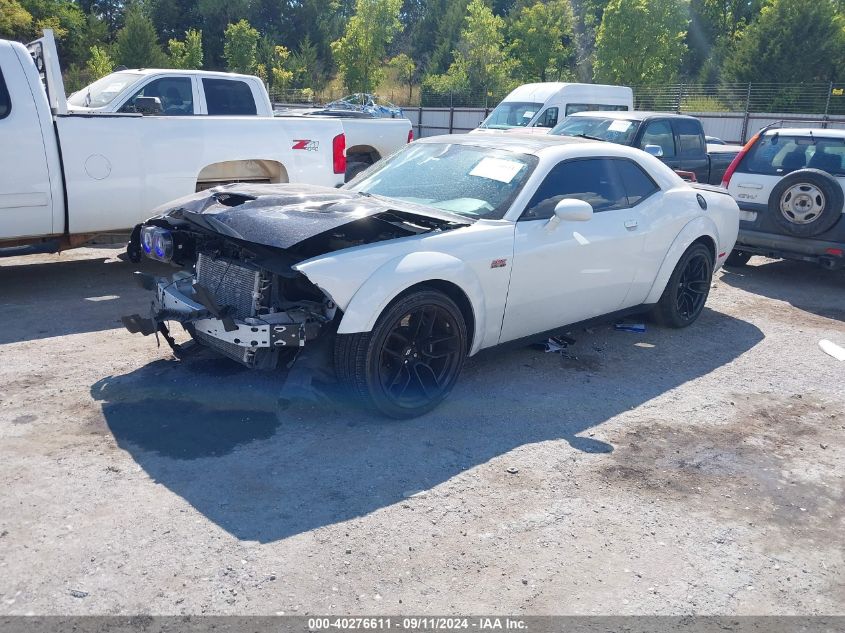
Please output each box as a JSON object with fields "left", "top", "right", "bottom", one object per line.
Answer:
{"left": 0, "top": 31, "right": 411, "bottom": 256}
{"left": 549, "top": 111, "right": 741, "bottom": 186}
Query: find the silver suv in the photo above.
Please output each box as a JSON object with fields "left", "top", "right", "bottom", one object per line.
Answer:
{"left": 722, "top": 124, "right": 845, "bottom": 270}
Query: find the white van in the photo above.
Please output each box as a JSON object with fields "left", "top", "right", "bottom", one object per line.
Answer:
{"left": 474, "top": 82, "right": 633, "bottom": 132}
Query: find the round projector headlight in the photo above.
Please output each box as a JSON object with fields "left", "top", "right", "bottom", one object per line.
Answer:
{"left": 152, "top": 229, "right": 173, "bottom": 261}
{"left": 141, "top": 227, "right": 154, "bottom": 254}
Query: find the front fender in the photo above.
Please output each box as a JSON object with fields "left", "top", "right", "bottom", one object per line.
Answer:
{"left": 323, "top": 251, "right": 487, "bottom": 355}
{"left": 644, "top": 216, "right": 721, "bottom": 305}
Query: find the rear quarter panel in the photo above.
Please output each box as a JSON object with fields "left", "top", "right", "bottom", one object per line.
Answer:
{"left": 57, "top": 115, "right": 344, "bottom": 233}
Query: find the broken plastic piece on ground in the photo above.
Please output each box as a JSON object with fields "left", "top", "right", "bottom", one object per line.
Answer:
{"left": 615, "top": 322, "right": 646, "bottom": 333}
{"left": 818, "top": 339, "right": 845, "bottom": 361}
{"left": 530, "top": 335, "right": 575, "bottom": 353}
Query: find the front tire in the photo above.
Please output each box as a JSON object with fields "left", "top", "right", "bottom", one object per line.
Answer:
{"left": 334, "top": 289, "right": 467, "bottom": 418}
{"left": 652, "top": 243, "right": 714, "bottom": 328}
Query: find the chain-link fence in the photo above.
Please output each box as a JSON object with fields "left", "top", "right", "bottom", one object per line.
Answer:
{"left": 271, "top": 82, "right": 845, "bottom": 115}
{"left": 633, "top": 83, "right": 845, "bottom": 116}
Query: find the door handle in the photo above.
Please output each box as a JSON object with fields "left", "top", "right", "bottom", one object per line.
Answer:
{"left": 624, "top": 219, "right": 638, "bottom": 230}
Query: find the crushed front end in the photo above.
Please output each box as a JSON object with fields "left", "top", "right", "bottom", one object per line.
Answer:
{"left": 122, "top": 225, "right": 336, "bottom": 370}
{"left": 122, "top": 183, "right": 471, "bottom": 370}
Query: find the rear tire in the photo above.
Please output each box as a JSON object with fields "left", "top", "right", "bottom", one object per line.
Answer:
{"left": 725, "top": 250, "right": 752, "bottom": 267}
{"left": 334, "top": 289, "right": 467, "bottom": 418}
{"left": 652, "top": 243, "right": 714, "bottom": 328}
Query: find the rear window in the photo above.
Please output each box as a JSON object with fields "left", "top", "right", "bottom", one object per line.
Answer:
{"left": 0, "top": 68, "right": 10, "bottom": 119}
{"left": 675, "top": 119, "right": 705, "bottom": 157}
{"left": 203, "top": 78, "right": 257, "bottom": 115}
{"left": 739, "top": 134, "right": 845, "bottom": 176}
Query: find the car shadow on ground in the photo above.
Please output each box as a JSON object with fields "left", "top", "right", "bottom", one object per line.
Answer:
{"left": 0, "top": 254, "right": 171, "bottom": 344}
{"left": 90, "top": 307, "right": 764, "bottom": 544}
{"left": 720, "top": 258, "right": 845, "bottom": 323}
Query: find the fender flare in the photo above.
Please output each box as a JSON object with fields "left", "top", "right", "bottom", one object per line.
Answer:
{"left": 334, "top": 251, "right": 487, "bottom": 355}
{"left": 643, "top": 217, "right": 720, "bottom": 305}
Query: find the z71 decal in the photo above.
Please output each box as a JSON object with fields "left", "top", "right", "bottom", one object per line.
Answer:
{"left": 292, "top": 140, "right": 320, "bottom": 151}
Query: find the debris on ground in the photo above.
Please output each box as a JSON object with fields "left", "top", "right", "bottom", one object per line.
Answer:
{"left": 531, "top": 335, "right": 576, "bottom": 353}
{"left": 69, "top": 590, "right": 88, "bottom": 599}
{"left": 818, "top": 339, "right": 845, "bottom": 361}
{"left": 505, "top": 467, "right": 519, "bottom": 474}
{"left": 614, "top": 323, "right": 646, "bottom": 333}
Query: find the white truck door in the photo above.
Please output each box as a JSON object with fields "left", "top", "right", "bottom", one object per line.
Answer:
{"left": 0, "top": 43, "right": 58, "bottom": 240}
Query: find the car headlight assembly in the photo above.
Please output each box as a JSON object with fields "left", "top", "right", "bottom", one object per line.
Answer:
{"left": 141, "top": 226, "right": 174, "bottom": 262}
{"left": 141, "top": 227, "right": 154, "bottom": 254}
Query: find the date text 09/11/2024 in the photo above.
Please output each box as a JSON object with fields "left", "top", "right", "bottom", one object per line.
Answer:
{"left": 307, "top": 617, "right": 528, "bottom": 630}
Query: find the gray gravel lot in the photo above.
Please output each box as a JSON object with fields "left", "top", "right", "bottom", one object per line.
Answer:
{"left": 0, "top": 247, "right": 843, "bottom": 615}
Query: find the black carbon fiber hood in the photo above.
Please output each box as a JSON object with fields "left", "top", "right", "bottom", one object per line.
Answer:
{"left": 152, "top": 183, "right": 472, "bottom": 250}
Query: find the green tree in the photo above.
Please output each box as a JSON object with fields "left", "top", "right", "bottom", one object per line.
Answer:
{"left": 685, "top": 0, "right": 763, "bottom": 82}
{"left": 331, "top": 0, "right": 402, "bottom": 92}
{"left": 0, "top": 0, "right": 33, "bottom": 40}
{"left": 115, "top": 6, "right": 167, "bottom": 68}
{"left": 389, "top": 53, "right": 416, "bottom": 102}
{"left": 223, "top": 19, "right": 259, "bottom": 73}
{"left": 86, "top": 44, "right": 114, "bottom": 79}
{"left": 594, "top": 0, "right": 689, "bottom": 85}
{"left": 169, "top": 28, "right": 203, "bottom": 69}
{"left": 724, "top": 0, "right": 845, "bottom": 84}
{"left": 290, "top": 34, "right": 324, "bottom": 89}
{"left": 425, "top": 0, "right": 516, "bottom": 102}
{"left": 256, "top": 36, "right": 294, "bottom": 93}
{"left": 509, "top": 0, "right": 576, "bottom": 82}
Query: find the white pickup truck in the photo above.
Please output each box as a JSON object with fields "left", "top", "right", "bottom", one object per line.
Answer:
{"left": 0, "top": 31, "right": 411, "bottom": 257}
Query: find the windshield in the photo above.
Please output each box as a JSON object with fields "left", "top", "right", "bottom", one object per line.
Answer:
{"left": 345, "top": 142, "right": 536, "bottom": 220}
{"left": 480, "top": 101, "right": 544, "bottom": 129}
{"left": 551, "top": 116, "right": 640, "bottom": 145}
{"left": 67, "top": 72, "right": 141, "bottom": 108}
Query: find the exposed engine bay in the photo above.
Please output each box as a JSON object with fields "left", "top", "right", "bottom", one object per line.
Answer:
{"left": 122, "top": 183, "right": 472, "bottom": 371}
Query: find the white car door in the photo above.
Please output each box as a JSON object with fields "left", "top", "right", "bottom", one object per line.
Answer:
{"left": 499, "top": 157, "right": 647, "bottom": 343}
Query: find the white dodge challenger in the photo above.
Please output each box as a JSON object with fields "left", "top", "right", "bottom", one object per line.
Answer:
{"left": 123, "top": 134, "right": 739, "bottom": 418}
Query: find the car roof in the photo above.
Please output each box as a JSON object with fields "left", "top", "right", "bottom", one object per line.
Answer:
{"left": 762, "top": 127, "right": 845, "bottom": 139}
{"left": 418, "top": 133, "right": 591, "bottom": 155}
{"left": 124, "top": 68, "right": 259, "bottom": 81}
{"left": 569, "top": 111, "right": 698, "bottom": 122}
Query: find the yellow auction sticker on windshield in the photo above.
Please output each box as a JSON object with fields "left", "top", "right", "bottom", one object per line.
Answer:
{"left": 469, "top": 157, "right": 524, "bottom": 183}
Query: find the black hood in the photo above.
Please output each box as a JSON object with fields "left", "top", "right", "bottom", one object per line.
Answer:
{"left": 153, "top": 183, "right": 473, "bottom": 250}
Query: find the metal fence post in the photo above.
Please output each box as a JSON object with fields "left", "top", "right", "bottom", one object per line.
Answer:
{"left": 449, "top": 91, "right": 454, "bottom": 134}
{"left": 740, "top": 83, "right": 752, "bottom": 143}
{"left": 823, "top": 81, "right": 833, "bottom": 128}
{"left": 676, "top": 84, "right": 684, "bottom": 113}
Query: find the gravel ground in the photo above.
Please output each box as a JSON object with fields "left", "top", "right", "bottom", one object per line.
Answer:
{"left": 0, "top": 247, "right": 843, "bottom": 616}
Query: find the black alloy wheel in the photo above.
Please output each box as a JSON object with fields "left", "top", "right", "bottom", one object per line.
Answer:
{"left": 653, "top": 243, "right": 714, "bottom": 328}
{"left": 334, "top": 289, "right": 468, "bottom": 418}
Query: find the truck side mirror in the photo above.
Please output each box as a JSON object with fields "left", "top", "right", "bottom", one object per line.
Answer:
{"left": 644, "top": 144, "right": 664, "bottom": 158}
{"left": 135, "top": 96, "right": 162, "bottom": 115}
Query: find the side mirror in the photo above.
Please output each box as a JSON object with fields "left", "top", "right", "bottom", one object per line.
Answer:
{"left": 547, "top": 198, "right": 593, "bottom": 231}
{"left": 644, "top": 144, "right": 664, "bottom": 158}
{"left": 135, "top": 96, "right": 162, "bottom": 115}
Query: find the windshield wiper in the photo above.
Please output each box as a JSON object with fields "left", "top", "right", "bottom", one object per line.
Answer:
{"left": 570, "top": 133, "right": 606, "bottom": 142}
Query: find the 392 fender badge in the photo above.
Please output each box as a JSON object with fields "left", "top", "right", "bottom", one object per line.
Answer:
{"left": 491, "top": 258, "right": 508, "bottom": 269}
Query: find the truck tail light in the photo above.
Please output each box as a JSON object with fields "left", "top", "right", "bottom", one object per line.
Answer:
{"left": 333, "top": 133, "right": 346, "bottom": 175}
{"left": 721, "top": 132, "right": 760, "bottom": 189}
{"left": 407, "top": 129, "right": 414, "bottom": 143}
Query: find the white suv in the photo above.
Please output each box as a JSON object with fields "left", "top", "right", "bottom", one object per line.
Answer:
{"left": 722, "top": 125, "right": 845, "bottom": 270}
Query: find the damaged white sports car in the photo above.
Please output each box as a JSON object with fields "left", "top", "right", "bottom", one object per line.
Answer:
{"left": 123, "top": 134, "right": 739, "bottom": 417}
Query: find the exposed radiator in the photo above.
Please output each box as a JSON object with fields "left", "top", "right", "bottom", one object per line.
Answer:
{"left": 195, "top": 253, "right": 261, "bottom": 321}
